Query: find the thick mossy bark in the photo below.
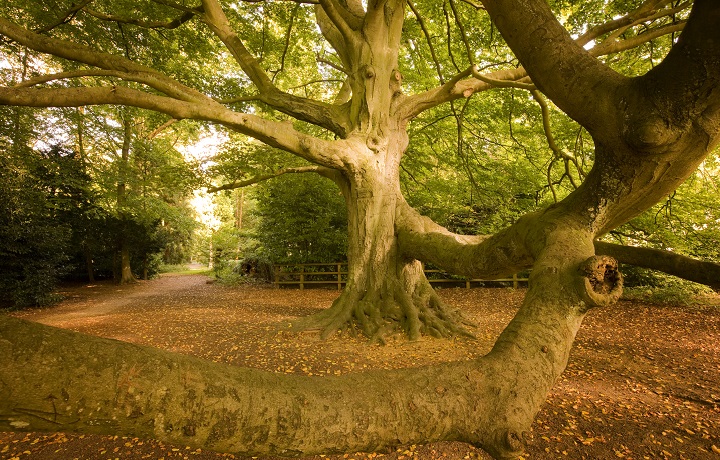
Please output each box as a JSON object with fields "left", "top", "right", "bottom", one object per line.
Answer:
{"left": 292, "top": 153, "right": 472, "bottom": 341}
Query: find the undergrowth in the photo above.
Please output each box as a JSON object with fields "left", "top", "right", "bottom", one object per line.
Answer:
{"left": 622, "top": 279, "right": 714, "bottom": 306}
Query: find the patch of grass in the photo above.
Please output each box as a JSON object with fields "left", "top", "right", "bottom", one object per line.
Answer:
{"left": 623, "top": 280, "right": 714, "bottom": 306}
{"left": 159, "top": 264, "right": 213, "bottom": 276}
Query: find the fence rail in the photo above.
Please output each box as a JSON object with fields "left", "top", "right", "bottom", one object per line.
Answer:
{"left": 274, "top": 263, "right": 347, "bottom": 290}
{"left": 273, "top": 263, "right": 528, "bottom": 290}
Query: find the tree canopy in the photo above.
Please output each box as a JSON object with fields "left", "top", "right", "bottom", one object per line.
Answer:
{"left": 1, "top": 0, "right": 720, "bottom": 458}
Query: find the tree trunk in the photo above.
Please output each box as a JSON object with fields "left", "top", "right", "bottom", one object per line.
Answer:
{"left": 235, "top": 189, "right": 244, "bottom": 229}
{"left": 82, "top": 244, "right": 95, "bottom": 283}
{"left": 112, "top": 251, "right": 118, "bottom": 282}
{"left": 294, "top": 136, "right": 470, "bottom": 341}
{"left": 115, "top": 112, "right": 135, "bottom": 285}
{"left": 119, "top": 242, "right": 134, "bottom": 284}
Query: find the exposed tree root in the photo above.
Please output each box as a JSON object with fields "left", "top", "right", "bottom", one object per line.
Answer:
{"left": 292, "top": 275, "right": 475, "bottom": 342}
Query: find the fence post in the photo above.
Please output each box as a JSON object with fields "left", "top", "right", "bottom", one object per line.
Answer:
{"left": 274, "top": 266, "right": 280, "bottom": 289}
{"left": 300, "top": 272, "right": 305, "bottom": 290}
{"left": 513, "top": 273, "right": 518, "bottom": 289}
{"left": 337, "top": 263, "right": 342, "bottom": 290}
{"left": 466, "top": 279, "right": 470, "bottom": 289}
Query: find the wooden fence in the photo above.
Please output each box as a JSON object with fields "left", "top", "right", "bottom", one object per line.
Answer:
{"left": 273, "top": 263, "right": 528, "bottom": 290}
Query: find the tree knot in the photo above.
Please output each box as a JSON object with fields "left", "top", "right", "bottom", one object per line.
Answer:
{"left": 577, "top": 255, "right": 623, "bottom": 309}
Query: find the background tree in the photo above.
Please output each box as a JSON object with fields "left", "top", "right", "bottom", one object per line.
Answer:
{"left": 252, "top": 174, "right": 348, "bottom": 265}
{"left": 0, "top": 34, "right": 199, "bottom": 294}
{"left": 72, "top": 104, "right": 200, "bottom": 281}
{"left": 207, "top": 140, "right": 347, "bottom": 277}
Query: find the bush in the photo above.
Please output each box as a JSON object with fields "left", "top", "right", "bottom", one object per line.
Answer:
{"left": 233, "top": 257, "right": 274, "bottom": 282}
{"left": 212, "top": 257, "right": 274, "bottom": 286}
{"left": 620, "top": 264, "right": 714, "bottom": 306}
{"left": 0, "top": 155, "right": 72, "bottom": 308}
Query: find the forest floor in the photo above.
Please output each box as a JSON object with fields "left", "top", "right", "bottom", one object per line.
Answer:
{"left": 1, "top": 273, "right": 719, "bottom": 460}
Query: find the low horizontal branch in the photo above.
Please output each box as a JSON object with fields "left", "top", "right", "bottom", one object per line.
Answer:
{"left": 594, "top": 241, "right": 720, "bottom": 291}
{"left": 396, "top": 199, "right": 534, "bottom": 280}
{"left": 0, "top": 314, "right": 548, "bottom": 459}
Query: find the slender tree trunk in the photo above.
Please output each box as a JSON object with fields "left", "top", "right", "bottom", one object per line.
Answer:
{"left": 117, "top": 112, "right": 135, "bottom": 284}
{"left": 120, "top": 243, "right": 134, "bottom": 283}
{"left": 84, "top": 245, "right": 95, "bottom": 283}
{"left": 235, "top": 189, "right": 244, "bottom": 229}
{"left": 112, "top": 251, "right": 118, "bottom": 282}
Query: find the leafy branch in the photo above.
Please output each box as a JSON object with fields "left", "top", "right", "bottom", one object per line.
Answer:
{"left": 207, "top": 165, "right": 336, "bottom": 192}
{"left": 401, "top": 0, "right": 691, "bottom": 120}
{"left": 201, "top": 0, "right": 351, "bottom": 137}
{"left": 82, "top": 6, "right": 200, "bottom": 30}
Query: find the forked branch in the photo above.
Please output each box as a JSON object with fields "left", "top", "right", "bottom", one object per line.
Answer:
{"left": 402, "top": 0, "right": 690, "bottom": 121}
{"left": 201, "top": 0, "right": 351, "bottom": 136}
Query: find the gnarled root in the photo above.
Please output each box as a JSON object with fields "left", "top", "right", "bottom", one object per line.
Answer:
{"left": 291, "top": 277, "right": 475, "bottom": 342}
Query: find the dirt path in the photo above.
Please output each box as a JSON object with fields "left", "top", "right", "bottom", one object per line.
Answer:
{"left": 16, "top": 276, "right": 211, "bottom": 324}
{"left": 2, "top": 274, "right": 719, "bottom": 460}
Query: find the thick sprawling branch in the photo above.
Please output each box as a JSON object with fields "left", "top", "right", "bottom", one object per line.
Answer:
{"left": 0, "top": 271, "right": 588, "bottom": 460}
{"left": 397, "top": 66, "right": 488, "bottom": 119}
{"left": 0, "top": 17, "right": 209, "bottom": 103}
{"left": 630, "top": 0, "right": 720, "bottom": 147}
{"left": 395, "top": 199, "right": 533, "bottom": 279}
{"left": 201, "top": 0, "right": 350, "bottom": 137}
{"left": 479, "top": 0, "right": 625, "bottom": 132}
{"left": 595, "top": 241, "right": 720, "bottom": 291}
{"left": 0, "top": 86, "right": 346, "bottom": 169}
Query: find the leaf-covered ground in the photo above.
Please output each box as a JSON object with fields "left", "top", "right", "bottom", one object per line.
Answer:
{"left": 2, "top": 274, "right": 719, "bottom": 460}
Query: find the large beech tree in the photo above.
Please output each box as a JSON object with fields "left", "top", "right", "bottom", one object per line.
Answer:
{"left": 1, "top": 0, "right": 720, "bottom": 458}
